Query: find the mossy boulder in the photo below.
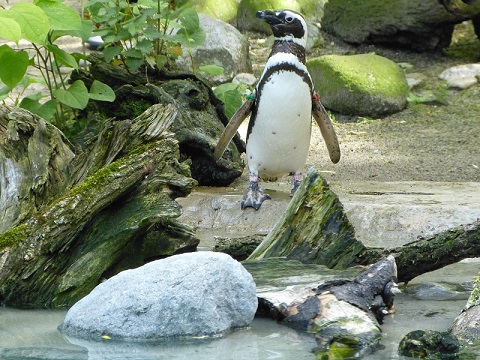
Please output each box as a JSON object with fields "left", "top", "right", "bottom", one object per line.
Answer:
{"left": 191, "top": 0, "right": 239, "bottom": 23}
{"left": 307, "top": 54, "right": 409, "bottom": 117}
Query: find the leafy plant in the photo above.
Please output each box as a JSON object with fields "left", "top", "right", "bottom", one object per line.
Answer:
{"left": 0, "top": 0, "right": 115, "bottom": 128}
{"left": 213, "top": 82, "right": 249, "bottom": 119}
{"left": 85, "top": 0, "right": 206, "bottom": 72}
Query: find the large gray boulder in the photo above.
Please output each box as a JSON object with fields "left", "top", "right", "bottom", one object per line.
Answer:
{"left": 322, "top": 0, "right": 480, "bottom": 51}
{"left": 176, "top": 14, "right": 252, "bottom": 84}
{"left": 59, "top": 252, "right": 258, "bottom": 340}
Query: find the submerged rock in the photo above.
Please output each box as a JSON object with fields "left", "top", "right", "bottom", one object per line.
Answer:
{"left": 398, "top": 330, "right": 461, "bottom": 358}
{"left": 244, "top": 256, "right": 399, "bottom": 358}
{"left": 307, "top": 54, "right": 409, "bottom": 117}
{"left": 439, "top": 63, "right": 480, "bottom": 89}
{"left": 451, "top": 273, "right": 480, "bottom": 342}
{"left": 59, "top": 252, "right": 257, "bottom": 340}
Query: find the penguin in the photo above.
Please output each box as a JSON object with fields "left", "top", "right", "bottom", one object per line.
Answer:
{"left": 214, "top": 9, "right": 340, "bottom": 210}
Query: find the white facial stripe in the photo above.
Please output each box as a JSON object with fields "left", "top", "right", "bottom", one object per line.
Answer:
{"left": 275, "top": 10, "right": 308, "bottom": 47}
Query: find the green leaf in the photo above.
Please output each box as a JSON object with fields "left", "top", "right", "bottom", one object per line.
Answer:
{"left": 155, "top": 54, "right": 168, "bottom": 70}
{"left": 103, "top": 46, "right": 122, "bottom": 62}
{"left": 199, "top": 65, "right": 224, "bottom": 76}
{"left": 6, "top": 2, "right": 50, "bottom": 45}
{"left": 0, "top": 46, "right": 29, "bottom": 88}
{"left": 0, "top": 15, "right": 22, "bottom": 43}
{"left": 89, "top": 80, "right": 115, "bottom": 102}
{"left": 177, "top": 7, "right": 200, "bottom": 33}
{"left": 51, "top": 20, "right": 93, "bottom": 42}
{"left": 53, "top": 80, "right": 89, "bottom": 109}
{"left": 36, "top": 0, "right": 82, "bottom": 31}
{"left": 20, "top": 97, "right": 57, "bottom": 121}
{"left": 47, "top": 44, "right": 78, "bottom": 69}
{"left": 213, "top": 83, "right": 244, "bottom": 119}
{"left": 176, "top": 26, "right": 205, "bottom": 49}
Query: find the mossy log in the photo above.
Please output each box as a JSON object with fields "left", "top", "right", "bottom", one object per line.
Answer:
{"left": 377, "top": 221, "right": 480, "bottom": 283}
{"left": 245, "top": 256, "right": 399, "bottom": 358}
{"left": 0, "top": 104, "right": 198, "bottom": 308}
{"left": 248, "top": 168, "right": 368, "bottom": 269}
{"left": 0, "top": 106, "right": 75, "bottom": 233}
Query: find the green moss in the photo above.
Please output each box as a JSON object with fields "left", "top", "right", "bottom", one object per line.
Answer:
{"left": 309, "top": 54, "right": 409, "bottom": 98}
{"left": 0, "top": 224, "right": 32, "bottom": 250}
{"left": 191, "top": 0, "right": 239, "bottom": 22}
{"left": 465, "top": 272, "right": 480, "bottom": 310}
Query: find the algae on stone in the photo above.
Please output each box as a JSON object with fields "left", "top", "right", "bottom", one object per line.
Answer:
{"left": 307, "top": 54, "right": 409, "bottom": 117}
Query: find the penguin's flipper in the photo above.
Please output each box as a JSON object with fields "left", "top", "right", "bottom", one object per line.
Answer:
{"left": 312, "top": 99, "right": 341, "bottom": 164}
{"left": 214, "top": 96, "right": 255, "bottom": 162}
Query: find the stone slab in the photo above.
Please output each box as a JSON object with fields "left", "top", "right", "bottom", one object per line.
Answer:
{"left": 176, "top": 180, "right": 480, "bottom": 250}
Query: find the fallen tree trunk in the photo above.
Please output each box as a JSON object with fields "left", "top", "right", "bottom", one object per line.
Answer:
{"left": 374, "top": 222, "right": 480, "bottom": 283}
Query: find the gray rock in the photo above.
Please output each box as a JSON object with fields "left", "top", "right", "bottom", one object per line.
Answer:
{"left": 176, "top": 14, "right": 251, "bottom": 84}
{"left": 405, "top": 72, "right": 427, "bottom": 89}
{"left": 59, "top": 252, "right": 258, "bottom": 340}
{"left": 232, "top": 72, "right": 257, "bottom": 86}
{"left": 410, "top": 282, "right": 459, "bottom": 301}
{"left": 439, "top": 63, "right": 480, "bottom": 89}
{"left": 322, "top": 0, "right": 480, "bottom": 51}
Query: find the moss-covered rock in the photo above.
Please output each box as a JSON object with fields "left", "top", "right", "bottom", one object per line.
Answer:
{"left": 398, "top": 330, "right": 461, "bottom": 358}
{"left": 451, "top": 272, "right": 480, "bottom": 343}
{"left": 307, "top": 54, "right": 409, "bottom": 117}
{"left": 191, "top": 0, "right": 239, "bottom": 23}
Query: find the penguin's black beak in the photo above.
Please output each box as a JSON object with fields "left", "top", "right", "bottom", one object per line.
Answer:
{"left": 256, "top": 10, "right": 283, "bottom": 25}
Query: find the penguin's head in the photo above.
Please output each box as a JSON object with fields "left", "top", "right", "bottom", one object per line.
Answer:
{"left": 256, "top": 9, "right": 307, "bottom": 47}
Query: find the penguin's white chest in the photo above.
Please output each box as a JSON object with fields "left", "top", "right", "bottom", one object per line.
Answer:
{"left": 247, "top": 70, "right": 312, "bottom": 179}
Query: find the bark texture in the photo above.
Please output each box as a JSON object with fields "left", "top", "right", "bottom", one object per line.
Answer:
{"left": 0, "top": 104, "right": 198, "bottom": 308}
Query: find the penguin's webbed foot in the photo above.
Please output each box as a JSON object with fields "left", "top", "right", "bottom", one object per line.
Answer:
{"left": 241, "top": 181, "right": 270, "bottom": 210}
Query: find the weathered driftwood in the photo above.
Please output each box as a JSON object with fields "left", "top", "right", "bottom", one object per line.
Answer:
{"left": 72, "top": 54, "right": 245, "bottom": 186}
{"left": 248, "top": 168, "right": 480, "bottom": 284}
{"left": 0, "top": 104, "right": 198, "bottom": 308}
{"left": 0, "top": 106, "right": 75, "bottom": 232}
{"left": 245, "top": 256, "right": 399, "bottom": 358}
{"left": 376, "top": 222, "right": 480, "bottom": 283}
{"left": 248, "top": 168, "right": 367, "bottom": 269}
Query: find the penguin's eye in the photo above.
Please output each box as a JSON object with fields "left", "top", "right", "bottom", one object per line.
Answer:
{"left": 285, "top": 16, "right": 293, "bottom": 23}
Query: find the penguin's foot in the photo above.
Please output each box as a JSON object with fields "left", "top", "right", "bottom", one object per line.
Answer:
{"left": 241, "top": 181, "right": 270, "bottom": 210}
{"left": 290, "top": 173, "right": 303, "bottom": 196}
